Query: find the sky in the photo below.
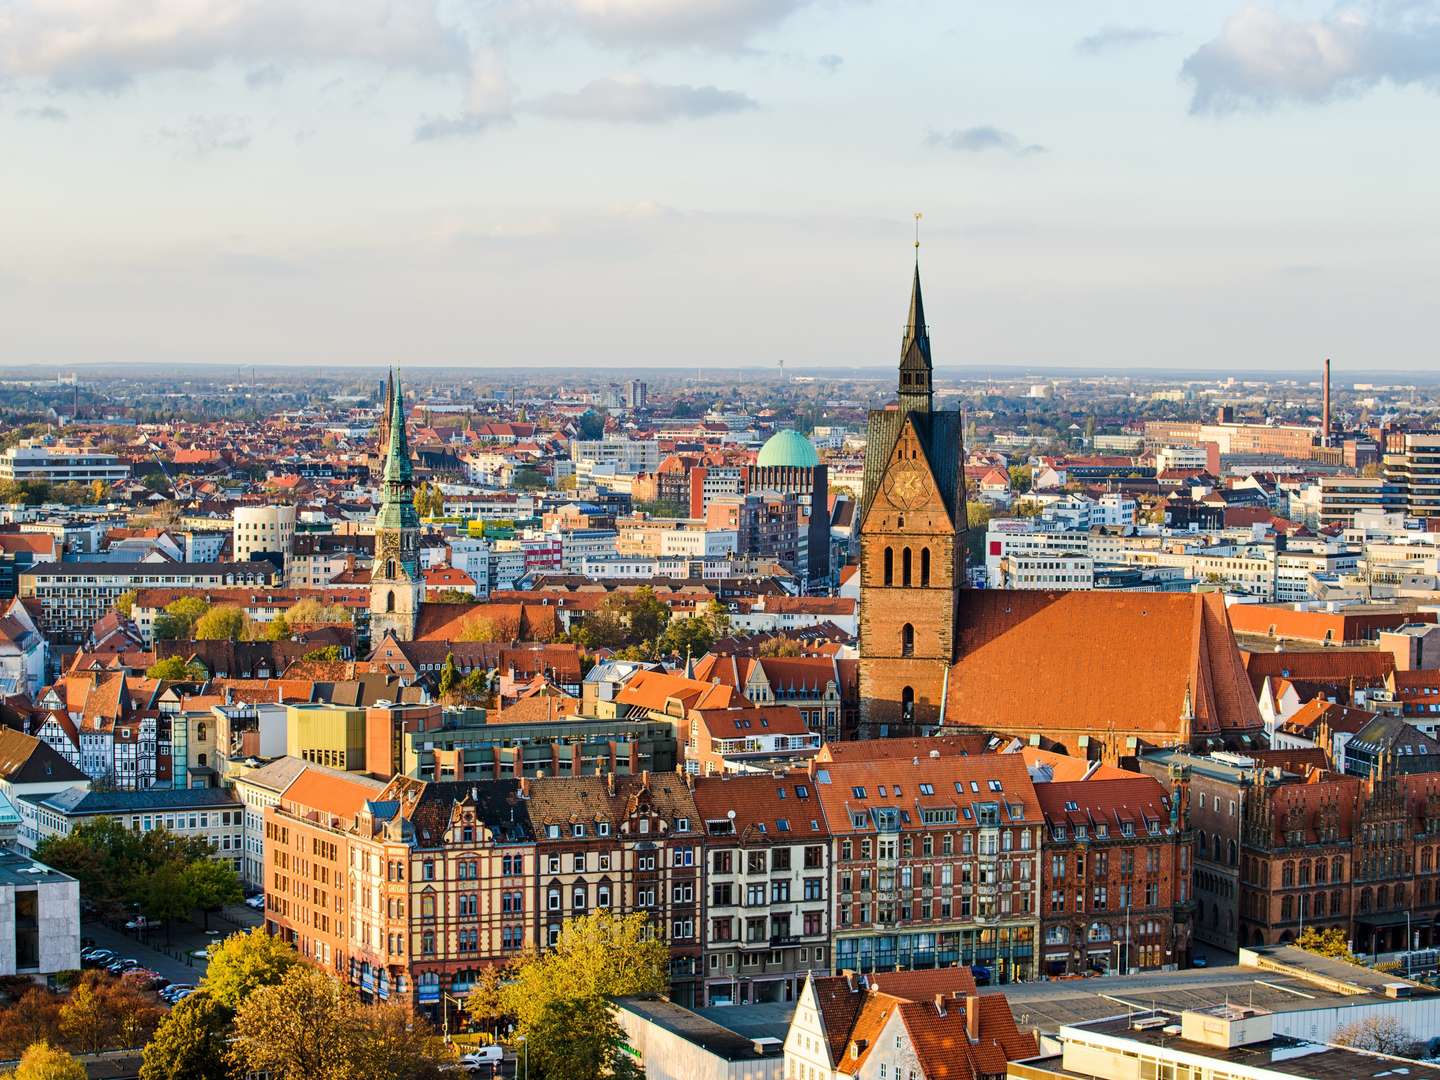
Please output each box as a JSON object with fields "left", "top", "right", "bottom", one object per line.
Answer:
{"left": 1, "top": 0, "right": 1438, "bottom": 373}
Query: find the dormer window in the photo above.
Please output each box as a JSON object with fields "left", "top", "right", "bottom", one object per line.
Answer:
{"left": 547, "top": 824, "right": 560, "bottom": 839}
{"left": 573, "top": 823, "right": 585, "bottom": 837}
{"left": 598, "top": 822, "right": 611, "bottom": 837}
{"left": 676, "top": 817, "right": 689, "bottom": 832}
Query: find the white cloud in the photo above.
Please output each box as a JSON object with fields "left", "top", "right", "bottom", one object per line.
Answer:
{"left": 925, "top": 126, "right": 1047, "bottom": 156}
{"left": 527, "top": 74, "right": 756, "bottom": 122}
{"left": 1183, "top": 2, "right": 1440, "bottom": 114}
{"left": 0, "top": 1, "right": 469, "bottom": 89}
{"left": 1075, "top": 24, "right": 1172, "bottom": 56}
{"left": 158, "top": 113, "right": 252, "bottom": 156}
{"left": 507, "top": 0, "right": 814, "bottom": 50}
{"left": 413, "top": 46, "right": 515, "bottom": 140}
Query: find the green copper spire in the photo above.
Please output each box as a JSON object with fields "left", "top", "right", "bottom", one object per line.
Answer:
{"left": 383, "top": 373, "right": 413, "bottom": 485}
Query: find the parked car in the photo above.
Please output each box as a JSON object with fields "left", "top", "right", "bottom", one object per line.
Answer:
{"left": 81, "top": 948, "right": 115, "bottom": 967}
{"left": 459, "top": 1047, "right": 505, "bottom": 1070}
{"left": 160, "top": 984, "right": 195, "bottom": 1003}
{"left": 107, "top": 958, "right": 140, "bottom": 975}
{"left": 244, "top": 896, "right": 265, "bottom": 910}
{"left": 169, "top": 989, "right": 195, "bottom": 1004}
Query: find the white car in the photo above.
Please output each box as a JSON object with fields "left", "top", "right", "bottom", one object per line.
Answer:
{"left": 459, "top": 1047, "right": 505, "bottom": 1071}
{"left": 245, "top": 896, "right": 265, "bottom": 910}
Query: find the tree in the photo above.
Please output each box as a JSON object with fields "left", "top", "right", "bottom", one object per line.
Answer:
{"left": 131, "top": 861, "right": 197, "bottom": 944}
{"left": 464, "top": 961, "right": 518, "bottom": 1035}
{"left": 1333, "top": 1015, "right": 1421, "bottom": 1058}
{"left": 619, "top": 587, "right": 669, "bottom": 645}
{"left": 139, "top": 991, "right": 235, "bottom": 1080}
{"left": 500, "top": 912, "right": 668, "bottom": 1039}
{"left": 301, "top": 645, "right": 343, "bottom": 662}
{"left": 229, "top": 966, "right": 358, "bottom": 1080}
{"left": 145, "top": 656, "right": 208, "bottom": 682}
{"left": 183, "top": 858, "right": 243, "bottom": 930}
{"left": 757, "top": 636, "right": 805, "bottom": 657}
{"left": 201, "top": 929, "right": 300, "bottom": 1012}
{"left": 262, "top": 614, "right": 292, "bottom": 641}
{"left": 457, "top": 616, "right": 501, "bottom": 643}
{"left": 10, "top": 1041, "right": 85, "bottom": 1080}
{"left": 0, "top": 990, "right": 62, "bottom": 1059}
{"left": 193, "top": 606, "right": 248, "bottom": 641}
{"left": 511, "top": 467, "right": 547, "bottom": 491}
{"left": 284, "top": 599, "right": 350, "bottom": 626}
{"left": 658, "top": 615, "right": 715, "bottom": 661}
{"left": 428, "top": 588, "right": 473, "bottom": 604}
{"left": 528, "top": 996, "right": 640, "bottom": 1080}
{"left": 58, "top": 981, "right": 116, "bottom": 1055}
{"left": 455, "top": 669, "right": 493, "bottom": 706}
{"left": 1008, "top": 465, "right": 1032, "bottom": 494}
{"left": 36, "top": 817, "right": 144, "bottom": 913}
{"left": 346, "top": 1001, "right": 448, "bottom": 1080}
{"left": 114, "top": 590, "right": 138, "bottom": 618}
{"left": 438, "top": 652, "right": 459, "bottom": 700}
{"left": 156, "top": 597, "right": 210, "bottom": 640}
{"left": 1295, "top": 926, "right": 1354, "bottom": 961}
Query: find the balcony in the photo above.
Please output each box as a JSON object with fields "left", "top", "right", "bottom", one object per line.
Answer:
{"left": 770, "top": 935, "right": 800, "bottom": 947}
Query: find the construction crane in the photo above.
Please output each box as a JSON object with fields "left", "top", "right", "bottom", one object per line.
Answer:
{"left": 146, "top": 442, "right": 183, "bottom": 500}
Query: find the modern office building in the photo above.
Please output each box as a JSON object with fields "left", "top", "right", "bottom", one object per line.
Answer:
{"left": 0, "top": 442, "right": 129, "bottom": 484}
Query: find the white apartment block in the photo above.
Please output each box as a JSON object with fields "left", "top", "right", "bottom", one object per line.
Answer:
{"left": 0, "top": 442, "right": 128, "bottom": 484}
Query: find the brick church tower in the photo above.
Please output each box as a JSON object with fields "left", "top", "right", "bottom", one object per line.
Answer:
{"left": 857, "top": 260, "right": 967, "bottom": 736}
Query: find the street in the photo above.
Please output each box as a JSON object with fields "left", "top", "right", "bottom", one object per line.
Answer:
{"left": 83, "top": 902, "right": 264, "bottom": 989}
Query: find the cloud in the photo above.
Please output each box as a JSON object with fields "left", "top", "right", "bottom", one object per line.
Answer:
{"left": 159, "top": 114, "right": 253, "bottom": 156}
{"left": 413, "top": 47, "right": 515, "bottom": 140}
{"left": 507, "top": 0, "right": 814, "bottom": 50}
{"left": 817, "top": 53, "right": 843, "bottom": 73}
{"left": 1075, "top": 24, "right": 1173, "bottom": 55}
{"left": 527, "top": 74, "right": 757, "bottom": 123}
{"left": 245, "top": 64, "right": 285, "bottom": 88}
{"left": 0, "top": 1, "right": 469, "bottom": 90}
{"left": 925, "top": 126, "right": 1047, "bottom": 156}
{"left": 1182, "top": 3, "right": 1440, "bottom": 114}
{"left": 18, "top": 104, "right": 67, "bottom": 121}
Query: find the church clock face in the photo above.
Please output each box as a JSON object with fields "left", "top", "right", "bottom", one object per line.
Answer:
{"left": 377, "top": 532, "right": 401, "bottom": 570}
{"left": 884, "top": 460, "right": 931, "bottom": 510}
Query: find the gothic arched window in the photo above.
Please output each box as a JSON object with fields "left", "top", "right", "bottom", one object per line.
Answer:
{"left": 920, "top": 547, "right": 931, "bottom": 586}
{"left": 386, "top": 590, "right": 396, "bottom": 613}
{"left": 901, "top": 547, "right": 912, "bottom": 586}
{"left": 883, "top": 547, "right": 893, "bottom": 586}
{"left": 901, "top": 624, "right": 915, "bottom": 657}
{"left": 901, "top": 686, "right": 915, "bottom": 720}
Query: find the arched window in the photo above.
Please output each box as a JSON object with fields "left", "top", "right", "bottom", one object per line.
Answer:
{"left": 1281, "top": 896, "right": 1292, "bottom": 921}
{"left": 1359, "top": 888, "right": 1372, "bottom": 913}
{"left": 901, "top": 686, "right": 915, "bottom": 720}
{"left": 1197, "top": 832, "right": 1208, "bottom": 857}
{"left": 1332, "top": 856, "right": 1344, "bottom": 882}
{"left": 1313, "top": 892, "right": 1325, "bottom": 917}
{"left": 901, "top": 547, "right": 912, "bottom": 586}
{"left": 197, "top": 753, "right": 207, "bottom": 767}
{"left": 920, "top": 547, "right": 931, "bottom": 586}
{"left": 386, "top": 590, "right": 396, "bottom": 613}
{"left": 196, "top": 723, "right": 206, "bottom": 742}
{"left": 883, "top": 547, "right": 893, "bottom": 586}
{"left": 386, "top": 559, "right": 396, "bottom": 579}
{"left": 1281, "top": 862, "right": 1294, "bottom": 887}
{"left": 901, "top": 624, "right": 915, "bottom": 657}
{"left": 1299, "top": 860, "right": 1310, "bottom": 886}
{"left": 1378, "top": 885, "right": 1390, "bottom": 910}
{"left": 1227, "top": 839, "right": 1237, "bottom": 867}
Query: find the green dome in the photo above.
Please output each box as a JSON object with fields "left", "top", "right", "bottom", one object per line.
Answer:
{"left": 756, "top": 430, "right": 820, "bottom": 469}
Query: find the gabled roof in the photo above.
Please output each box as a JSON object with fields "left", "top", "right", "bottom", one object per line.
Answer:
{"left": 0, "top": 728, "right": 87, "bottom": 784}
{"left": 946, "top": 591, "right": 1263, "bottom": 744}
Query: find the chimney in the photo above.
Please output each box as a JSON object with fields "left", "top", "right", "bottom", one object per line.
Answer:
{"left": 607, "top": 771, "right": 617, "bottom": 797}
{"left": 965, "top": 996, "right": 981, "bottom": 1043}
{"left": 934, "top": 993, "right": 947, "bottom": 1017}
{"left": 1322, "top": 357, "right": 1331, "bottom": 448}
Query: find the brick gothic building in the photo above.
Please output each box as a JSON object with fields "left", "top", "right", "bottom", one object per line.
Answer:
{"left": 857, "top": 263, "right": 966, "bottom": 736}
{"left": 1034, "top": 777, "right": 1193, "bottom": 976}
{"left": 854, "top": 264, "right": 1261, "bottom": 758}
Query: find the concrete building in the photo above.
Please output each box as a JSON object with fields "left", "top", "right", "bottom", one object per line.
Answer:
{"left": 0, "top": 849, "right": 80, "bottom": 977}
{"left": 616, "top": 997, "right": 788, "bottom": 1080}
{"left": 230, "top": 756, "right": 310, "bottom": 889}
{"left": 233, "top": 504, "right": 296, "bottom": 564}
{"left": 0, "top": 441, "right": 128, "bottom": 484}
{"left": 19, "top": 560, "right": 276, "bottom": 644}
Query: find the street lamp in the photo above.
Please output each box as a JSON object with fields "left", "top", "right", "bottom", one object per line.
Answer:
{"left": 519, "top": 1034, "right": 528, "bottom": 1080}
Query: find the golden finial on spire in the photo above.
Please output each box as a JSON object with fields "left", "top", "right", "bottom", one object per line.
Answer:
{"left": 914, "top": 211, "right": 922, "bottom": 254}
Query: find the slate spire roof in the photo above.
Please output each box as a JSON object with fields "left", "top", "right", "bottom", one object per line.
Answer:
{"left": 897, "top": 259, "right": 933, "bottom": 415}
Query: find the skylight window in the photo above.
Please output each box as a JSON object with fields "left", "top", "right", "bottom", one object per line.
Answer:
{"left": 919, "top": 783, "right": 934, "bottom": 795}
{"left": 852, "top": 786, "right": 867, "bottom": 799}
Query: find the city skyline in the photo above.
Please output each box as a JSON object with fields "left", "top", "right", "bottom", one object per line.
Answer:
{"left": 4, "top": 0, "right": 1440, "bottom": 369}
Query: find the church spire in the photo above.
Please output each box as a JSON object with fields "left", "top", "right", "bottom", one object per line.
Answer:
{"left": 383, "top": 374, "right": 412, "bottom": 485}
{"left": 898, "top": 252, "right": 933, "bottom": 414}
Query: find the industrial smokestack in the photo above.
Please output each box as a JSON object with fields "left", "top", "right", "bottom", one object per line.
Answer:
{"left": 1322, "top": 357, "right": 1331, "bottom": 448}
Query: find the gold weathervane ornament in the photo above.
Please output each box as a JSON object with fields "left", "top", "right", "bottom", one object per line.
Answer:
{"left": 914, "top": 211, "right": 922, "bottom": 253}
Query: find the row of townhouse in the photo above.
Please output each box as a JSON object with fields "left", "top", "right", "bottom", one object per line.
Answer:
{"left": 261, "top": 752, "right": 1194, "bottom": 1019}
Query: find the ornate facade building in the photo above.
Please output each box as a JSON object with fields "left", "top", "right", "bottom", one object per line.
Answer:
{"left": 369, "top": 374, "right": 421, "bottom": 642}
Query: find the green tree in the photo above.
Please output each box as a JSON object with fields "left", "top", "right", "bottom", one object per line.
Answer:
{"left": 658, "top": 615, "right": 715, "bottom": 661}
{"left": 528, "top": 997, "right": 641, "bottom": 1080}
{"left": 619, "top": 587, "right": 669, "bottom": 644}
{"left": 200, "top": 929, "right": 301, "bottom": 1012}
{"left": 500, "top": 912, "right": 668, "bottom": 1038}
{"left": 455, "top": 669, "right": 493, "bottom": 705}
{"left": 428, "top": 588, "right": 473, "bottom": 604}
{"left": 756, "top": 636, "right": 804, "bottom": 657}
{"left": 183, "top": 858, "right": 243, "bottom": 931}
{"left": 1008, "top": 464, "right": 1032, "bottom": 494}
{"left": 114, "top": 590, "right": 138, "bottom": 618}
{"left": 131, "top": 861, "right": 197, "bottom": 943}
{"left": 511, "top": 467, "right": 547, "bottom": 491}
{"left": 10, "top": 1041, "right": 85, "bottom": 1080}
{"left": 577, "top": 410, "right": 606, "bottom": 439}
{"left": 464, "top": 961, "right": 518, "bottom": 1035}
{"left": 284, "top": 599, "right": 350, "bottom": 625}
{"left": 156, "top": 597, "right": 210, "bottom": 640}
{"left": 438, "top": 652, "right": 459, "bottom": 699}
{"left": 35, "top": 818, "right": 143, "bottom": 914}
{"left": 457, "top": 617, "right": 500, "bottom": 643}
{"left": 300, "top": 645, "right": 343, "bottom": 662}
{"left": 193, "top": 606, "right": 248, "bottom": 641}
{"left": 145, "top": 656, "right": 208, "bottom": 682}
{"left": 964, "top": 500, "right": 993, "bottom": 567}
{"left": 261, "top": 614, "right": 292, "bottom": 641}
{"left": 139, "top": 992, "right": 235, "bottom": 1080}
{"left": 227, "top": 967, "right": 359, "bottom": 1080}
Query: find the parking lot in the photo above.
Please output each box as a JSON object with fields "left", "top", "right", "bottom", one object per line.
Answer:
{"left": 82, "top": 901, "right": 264, "bottom": 990}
